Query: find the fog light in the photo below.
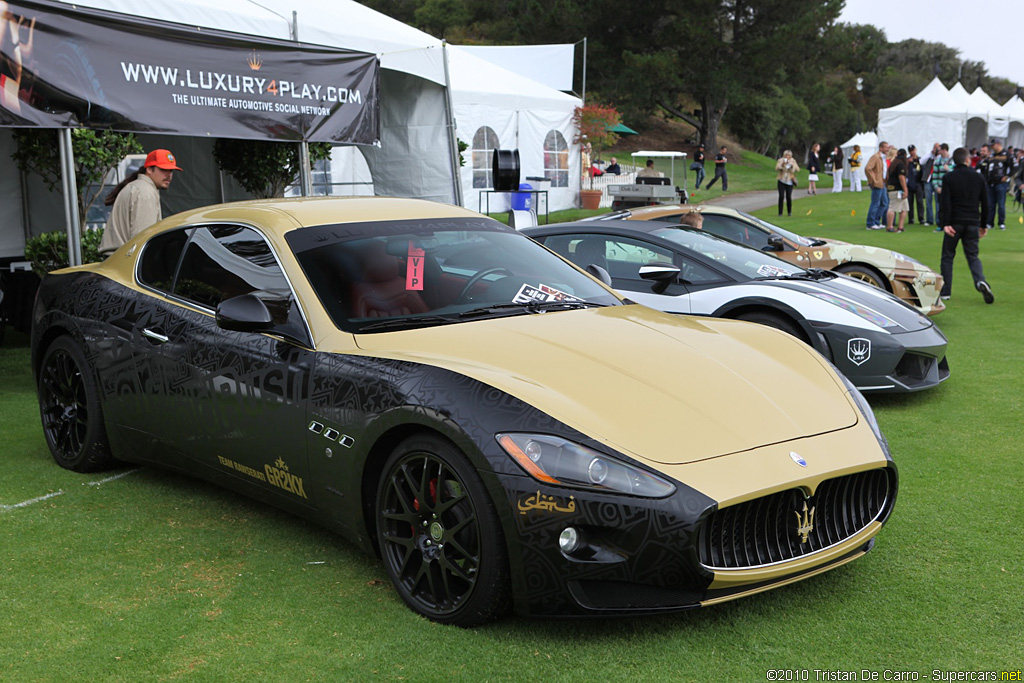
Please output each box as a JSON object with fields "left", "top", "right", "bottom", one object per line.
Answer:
{"left": 559, "top": 527, "right": 580, "bottom": 553}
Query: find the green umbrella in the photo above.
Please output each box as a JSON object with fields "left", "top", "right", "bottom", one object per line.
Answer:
{"left": 607, "top": 123, "right": 638, "bottom": 135}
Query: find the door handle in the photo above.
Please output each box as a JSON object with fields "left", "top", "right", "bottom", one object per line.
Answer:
{"left": 142, "top": 328, "right": 169, "bottom": 344}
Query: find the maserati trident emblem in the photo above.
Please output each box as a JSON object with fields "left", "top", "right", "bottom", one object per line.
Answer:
{"left": 794, "top": 501, "right": 816, "bottom": 544}
{"left": 848, "top": 337, "right": 871, "bottom": 366}
{"left": 789, "top": 451, "right": 808, "bottom": 467}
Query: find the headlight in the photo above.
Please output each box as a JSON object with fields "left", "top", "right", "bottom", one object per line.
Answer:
{"left": 809, "top": 291, "right": 899, "bottom": 329}
{"left": 496, "top": 433, "right": 676, "bottom": 498}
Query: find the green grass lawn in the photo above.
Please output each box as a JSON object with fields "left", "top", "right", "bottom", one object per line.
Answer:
{"left": 2, "top": 192, "right": 1023, "bottom": 679}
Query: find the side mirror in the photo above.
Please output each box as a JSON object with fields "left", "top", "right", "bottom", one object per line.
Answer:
{"left": 586, "top": 264, "right": 613, "bottom": 286}
{"left": 763, "top": 234, "right": 785, "bottom": 251}
{"left": 638, "top": 263, "right": 681, "bottom": 294}
{"left": 216, "top": 293, "right": 273, "bottom": 333}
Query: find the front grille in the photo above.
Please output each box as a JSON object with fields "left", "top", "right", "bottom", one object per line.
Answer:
{"left": 698, "top": 469, "right": 892, "bottom": 570}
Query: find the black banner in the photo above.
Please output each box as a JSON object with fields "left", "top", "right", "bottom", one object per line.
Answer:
{"left": 0, "top": 0, "right": 379, "bottom": 144}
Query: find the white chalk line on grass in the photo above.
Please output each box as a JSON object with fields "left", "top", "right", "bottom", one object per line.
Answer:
{"left": 0, "top": 490, "right": 65, "bottom": 511}
{"left": 1, "top": 468, "right": 140, "bottom": 511}
{"left": 85, "top": 468, "right": 140, "bottom": 486}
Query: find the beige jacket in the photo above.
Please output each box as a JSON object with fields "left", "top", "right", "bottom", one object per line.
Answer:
{"left": 775, "top": 157, "right": 800, "bottom": 185}
{"left": 99, "top": 174, "right": 162, "bottom": 256}
{"left": 864, "top": 152, "right": 887, "bottom": 189}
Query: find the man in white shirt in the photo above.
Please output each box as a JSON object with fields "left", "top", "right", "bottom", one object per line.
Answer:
{"left": 99, "top": 149, "right": 182, "bottom": 257}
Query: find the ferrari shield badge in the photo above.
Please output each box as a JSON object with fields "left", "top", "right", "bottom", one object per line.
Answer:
{"left": 847, "top": 338, "right": 871, "bottom": 366}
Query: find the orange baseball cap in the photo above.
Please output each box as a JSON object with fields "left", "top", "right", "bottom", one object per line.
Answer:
{"left": 145, "top": 149, "right": 183, "bottom": 171}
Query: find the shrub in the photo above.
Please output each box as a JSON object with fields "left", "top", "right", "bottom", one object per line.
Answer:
{"left": 24, "top": 228, "right": 105, "bottom": 277}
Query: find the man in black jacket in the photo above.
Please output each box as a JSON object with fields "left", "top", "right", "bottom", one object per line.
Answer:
{"left": 939, "top": 147, "right": 993, "bottom": 303}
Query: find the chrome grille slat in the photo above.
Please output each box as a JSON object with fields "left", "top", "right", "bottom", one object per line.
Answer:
{"left": 698, "top": 469, "right": 892, "bottom": 570}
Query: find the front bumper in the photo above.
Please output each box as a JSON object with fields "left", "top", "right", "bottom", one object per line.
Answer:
{"left": 810, "top": 321, "right": 949, "bottom": 393}
{"left": 488, "top": 428, "right": 897, "bottom": 617}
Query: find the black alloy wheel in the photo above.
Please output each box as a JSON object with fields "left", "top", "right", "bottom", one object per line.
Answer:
{"left": 38, "top": 337, "right": 115, "bottom": 472}
{"left": 376, "top": 434, "right": 509, "bottom": 626}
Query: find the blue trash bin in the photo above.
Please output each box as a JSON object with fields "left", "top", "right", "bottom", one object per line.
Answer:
{"left": 511, "top": 183, "right": 533, "bottom": 211}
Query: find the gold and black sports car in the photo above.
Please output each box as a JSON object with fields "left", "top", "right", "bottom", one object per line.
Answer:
{"left": 32, "top": 197, "right": 897, "bottom": 626}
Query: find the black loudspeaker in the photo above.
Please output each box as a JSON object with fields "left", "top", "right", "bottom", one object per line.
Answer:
{"left": 492, "top": 149, "right": 521, "bottom": 191}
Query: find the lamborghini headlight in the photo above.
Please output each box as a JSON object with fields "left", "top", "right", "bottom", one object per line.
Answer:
{"left": 497, "top": 433, "right": 675, "bottom": 497}
{"left": 836, "top": 371, "right": 888, "bottom": 450}
{"left": 809, "top": 291, "right": 899, "bottom": 329}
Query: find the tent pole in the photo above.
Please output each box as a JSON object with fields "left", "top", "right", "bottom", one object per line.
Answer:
{"left": 58, "top": 129, "right": 82, "bottom": 267}
{"left": 581, "top": 37, "right": 587, "bottom": 105}
{"left": 291, "top": 11, "right": 313, "bottom": 196}
{"left": 442, "top": 42, "right": 464, "bottom": 206}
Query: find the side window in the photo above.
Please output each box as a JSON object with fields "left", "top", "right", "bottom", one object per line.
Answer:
{"left": 542, "top": 233, "right": 674, "bottom": 281}
{"left": 174, "top": 226, "right": 295, "bottom": 327}
{"left": 138, "top": 228, "right": 190, "bottom": 293}
{"left": 472, "top": 127, "right": 500, "bottom": 189}
{"left": 603, "top": 237, "right": 674, "bottom": 281}
{"left": 701, "top": 215, "right": 772, "bottom": 250}
{"left": 543, "top": 130, "right": 569, "bottom": 188}
{"left": 677, "top": 256, "right": 728, "bottom": 284}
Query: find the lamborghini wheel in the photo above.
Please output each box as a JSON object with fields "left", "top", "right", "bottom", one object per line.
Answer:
{"left": 376, "top": 434, "right": 509, "bottom": 626}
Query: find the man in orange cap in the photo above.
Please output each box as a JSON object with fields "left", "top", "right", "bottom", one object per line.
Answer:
{"left": 99, "top": 148, "right": 183, "bottom": 257}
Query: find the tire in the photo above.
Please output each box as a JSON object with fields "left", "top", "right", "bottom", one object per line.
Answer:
{"left": 376, "top": 434, "right": 509, "bottom": 626}
{"left": 734, "top": 310, "right": 805, "bottom": 342}
{"left": 835, "top": 264, "right": 888, "bottom": 291}
{"left": 37, "top": 337, "right": 115, "bottom": 472}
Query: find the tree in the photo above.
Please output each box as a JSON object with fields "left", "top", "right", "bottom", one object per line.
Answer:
{"left": 573, "top": 102, "right": 621, "bottom": 187}
{"left": 12, "top": 128, "right": 143, "bottom": 231}
{"left": 212, "top": 139, "right": 333, "bottom": 198}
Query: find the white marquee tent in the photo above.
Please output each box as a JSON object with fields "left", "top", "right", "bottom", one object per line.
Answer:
{"left": 876, "top": 77, "right": 966, "bottom": 154}
{"left": 447, "top": 47, "right": 581, "bottom": 214}
{"left": 1004, "top": 96, "right": 1024, "bottom": 148}
{"left": 840, "top": 131, "right": 877, "bottom": 185}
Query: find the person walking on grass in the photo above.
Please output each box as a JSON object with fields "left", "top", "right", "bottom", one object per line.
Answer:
{"left": 830, "top": 146, "right": 844, "bottom": 192}
{"left": 938, "top": 147, "right": 994, "bottom": 304}
{"left": 705, "top": 146, "right": 728, "bottom": 190}
{"left": 775, "top": 150, "right": 799, "bottom": 216}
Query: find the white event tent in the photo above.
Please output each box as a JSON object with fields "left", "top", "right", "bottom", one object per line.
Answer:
{"left": 1004, "top": 96, "right": 1024, "bottom": 148}
{"left": 447, "top": 47, "right": 581, "bottom": 214}
{"left": 840, "top": 131, "right": 877, "bottom": 184}
{"left": 876, "top": 77, "right": 966, "bottom": 154}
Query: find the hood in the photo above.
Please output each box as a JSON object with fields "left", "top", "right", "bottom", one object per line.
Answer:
{"left": 353, "top": 305, "right": 858, "bottom": 466}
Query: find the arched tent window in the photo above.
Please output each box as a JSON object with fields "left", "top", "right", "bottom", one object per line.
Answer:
{"left": 544, "top": 130, "right": 569, "bottom": 188}
{"left": 472, "top": 127, "right": 499, "bottom": 189}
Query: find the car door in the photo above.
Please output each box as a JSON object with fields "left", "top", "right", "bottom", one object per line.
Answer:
{"left": 133, "top": 224, "right": 316, "bottom": 510}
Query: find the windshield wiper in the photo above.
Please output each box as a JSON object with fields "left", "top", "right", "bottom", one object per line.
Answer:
{"left": 459, "top": 300, "right": 608, "bottom": 318}
{"left": 759, "top": 268, "right": 837, "bottom": 282}
{"left": 357, "top": 315, "right": 461, "bottom": 333}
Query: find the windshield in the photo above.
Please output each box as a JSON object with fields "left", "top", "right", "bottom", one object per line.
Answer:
{"left": 735, "top": 210, "right": 818, "bottom": 247}
{"left": 649, "top": 226, "right": 805, "bottom": 280}
{"left": 286, "top": 217, "right": 621, "bottom": 333}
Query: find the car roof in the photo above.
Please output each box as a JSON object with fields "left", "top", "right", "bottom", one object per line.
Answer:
{"left": 156, "top": 196, "right": 486, "bottom": 235}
